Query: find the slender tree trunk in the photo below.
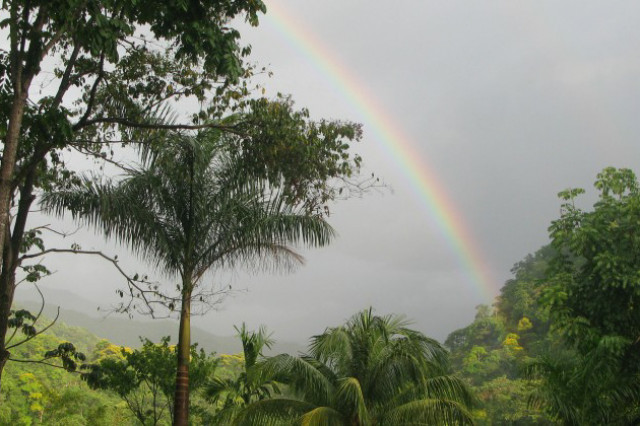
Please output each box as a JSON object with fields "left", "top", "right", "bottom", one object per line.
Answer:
{"left": 0, "top": 245, "right": 17, "bottom": 388}
{"left": 173, "top": 284, "right": 192, "bottom": 426}
{"left": 0, "top": 174, "right": 36, "bottom": 391}
{"left": 0, "top": 59, "right": 34, "bottom": 391}
{"left": 0, "top": 5, "right": 49, "bottom": 390}
{"left": 0, "top": 93, "right": 28, "bottom": 270}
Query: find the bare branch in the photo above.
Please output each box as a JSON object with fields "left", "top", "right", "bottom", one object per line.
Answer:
{"left": 75, "top": 52, "right": 106, "bottom": 128}
{"left": 8, "top": 356, "right": 81, "bottom": 373}
{"left": 4, "top": 317, "right": 20, "bottom": 347}
{"left": 73, "top": 145, "right": 137, "bottom": 174}
{"left": 30, "top": 224, "right": 81, "bottom": 238}
{"left": 19, "top": 248, "right": 171, "bottom": 319}
{"left": 73, "top": 117, "right": 246, "bottom": 136}
{"left": 51, "top": 42, "right": 81, "bottom": 109}
{"left": 32, "top": 283, "right": 46, "bottom": 325}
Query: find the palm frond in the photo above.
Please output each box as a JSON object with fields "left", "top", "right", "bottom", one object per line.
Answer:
{"left": 260, "top": 354, "right": 334, "bottom": 407}
{"left": 205, "top": 376, "right": 237, "bottom": 403}
{"left": 308, "top": 327, "right": 352, "bottom": 374}
{"left": 236, "top": 398, "right": 318, "bottom": 426}
{"left": 41, "top": 174, "right": 183, "bottom": 275}
{"left": 296, "top": 406, "right": 345, "bottom": 426}
{"left": 235, "top": 323, "right": 274, "bottom": 369}
{"left": 336, "top": 377, "right": 369, "bottom": 425}
{"left": 422, "top": 375, "right": 475, "bottom": 407}
{"left": 42, "top": 129, "right": 336, "bottom": 284}
{"left": 381, "top": 398, "right": 474, "bottom": 426}
{"left": 273, "top": 310, "right": 474, "bottom": 425}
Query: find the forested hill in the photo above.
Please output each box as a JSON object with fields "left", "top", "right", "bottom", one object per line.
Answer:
{"left": 5, "top": 167, "right": 640, "bottom": 425}
{"left": 444, "top": 245, "right": 556, "bottom": 424}
{"left": 15, "top": 289, "right": 304, "bottom": 355}
{"left": 1, "top": 312, "right": 245, "bottom": 424}
{"left": 18, "top": 301, "right": 244, "bottom": 354}
{"left": 0, "top": 313, "right": 124, "bottom": 424}
{"left": 446, "top": 235, "right": 640, "bottom": 424}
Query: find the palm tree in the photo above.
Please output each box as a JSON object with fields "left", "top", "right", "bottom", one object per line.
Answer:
{"left": 206, "top": 324, "right": 283, "bottom": 424}
{"left": 239, "top": 308, "right": 475, "bottom": 425}
{"left": 41, "top": 131, "right": 335, "bottom": 426}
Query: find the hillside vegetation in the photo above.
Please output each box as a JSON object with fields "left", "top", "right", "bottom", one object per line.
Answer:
{"left": 446, "top": 168, "right": 640, "bottom": 425}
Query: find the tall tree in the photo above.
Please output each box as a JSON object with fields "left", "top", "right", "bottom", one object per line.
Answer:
{"left": 241, "top": 309, "right": 475, "bottom": 425}
{"left": 0, "top": 0, "right": 268, "bottom": 389}
{"left": 533, "top": 167, "right": 640, "bottom": 424}
{"left": 41, "top": 127, "right": 359, "bottom": 425}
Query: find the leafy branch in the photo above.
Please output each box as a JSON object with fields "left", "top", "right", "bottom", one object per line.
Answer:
{"left": 5, "top": 284, "right": 59, "bottom": 350}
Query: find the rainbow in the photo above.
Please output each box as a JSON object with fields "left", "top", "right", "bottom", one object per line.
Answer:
{"left": 263, "top": 2, "right": 497, "bottom": 301}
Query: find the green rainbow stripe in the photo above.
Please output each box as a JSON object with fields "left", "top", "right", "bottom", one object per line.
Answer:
{"left": 264, "top": 2, "right": 496, "bottom": 301}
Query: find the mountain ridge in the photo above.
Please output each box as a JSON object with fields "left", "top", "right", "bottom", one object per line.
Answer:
{"left": 15, "top": 286, "right": 305, "bottom": 355}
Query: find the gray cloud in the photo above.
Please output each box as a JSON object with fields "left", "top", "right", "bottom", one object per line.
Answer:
{"left": 21, "top": 1, "right": 640, "bottom": 345}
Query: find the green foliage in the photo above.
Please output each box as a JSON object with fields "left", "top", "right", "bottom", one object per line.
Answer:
{"left": 205, "top": 324, "right": 283, "bottom": 424}
{"left": 547, "top": 167, "right": 640, "bottom": 343}
{"left": 461, "top": 346, "right": 501, "bottom": 382}
{"left": 0, "top": 0, "right": 267, "bottom": 397}
{"left": 8, "top": 310, "right": 38, "bottom": 338}
{"left": 236, "top": 96, "right": 365, "bottom": 214}
{"left": 495, "top": 245, "right": 555, "bottom": 343}
{"left": 445, "top": 249, "right": 556, "bottom": 425}
{"left": 42, "top": 130, "right": 339, "bottom": 296}
{"left": 2, "top": 305, "right": 88, "bottom": 375}
{"left": 447, "top": 168, "right": 640, "bottom": 425}
{"left": 530, "top": 167, "right": 640, "bottom": 424}
{"left": 83, "top": 337, "right": 216, "bottom": 425}
{"left": 3, "top": 5, "right": 371, "bottom": 425}
{"left": 42, "top": 114, "right": 363, "bottom": 422}
{"left": 2, "top": 0, "right": 266, "bottom": 90}
{"left": 0, "top": 318, "right": 130, "bottom": 425}
{"left": 526, "top": 346, "right": 640, "bottom": 426}
{"left": 241, "top": 309, "right": 474, "bottom": 425}
{"left": 43, "top": 342, "right": 86, "bottom": 372}
{"left": 474, "top": 376, "right": 545, "bottom": 425}
{"left": 445, "top": 305, "right": 507, "bottom": 372}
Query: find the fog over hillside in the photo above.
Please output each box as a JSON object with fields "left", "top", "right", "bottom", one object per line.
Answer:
{"left": 15, "top": 286, "right": 304, "bottom": 355}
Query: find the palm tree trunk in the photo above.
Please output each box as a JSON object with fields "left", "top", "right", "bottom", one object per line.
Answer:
{"left": 173, "top": 285, "right": 192, "bottom": 426}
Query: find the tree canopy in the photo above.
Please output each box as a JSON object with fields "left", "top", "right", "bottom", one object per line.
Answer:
{"left": 0, "top": 0, "right": 371, "bottom": 402}
{"left": 0, "top": 0, "right": 269, "bottom": 389}
{"left": 41, "top": 126, "right": 363, "bottom": 424}
{"left": 240, "top": 309, "right": 475, "bottom": 425}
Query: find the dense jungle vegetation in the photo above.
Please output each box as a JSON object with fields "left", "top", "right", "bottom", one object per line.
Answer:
{"left": 446, "top": 167, "right": 640, "bottom": 425}
{"left": 1, "top": 0, "right": 639, "bottom": 424}
{"left": 1, "top": 167, "right": 639, "bottom": 425}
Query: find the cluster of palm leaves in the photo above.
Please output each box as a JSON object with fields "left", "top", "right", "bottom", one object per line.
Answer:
{"left": 41, "top": 130, "right": 474, "bottom": 425}
{"left": 215, "top": 309, "right": 474, "bottom": 425}
{"left": 206, "top": 324, "right": 282, "bottom": 424}
{"left": 43, "top": 131, "right": 334, "bottom": 286}
{"left": 41, "top": 130, "right": 337, "bottom": 424}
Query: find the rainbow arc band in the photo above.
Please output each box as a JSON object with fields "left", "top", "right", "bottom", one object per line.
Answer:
{"left": 264, "top": 2, "right": 496, "bottom": 301}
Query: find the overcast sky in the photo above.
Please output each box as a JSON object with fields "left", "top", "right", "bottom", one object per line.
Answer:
{"left": 19, "top": 1, "right": 640, "bottom": 344}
